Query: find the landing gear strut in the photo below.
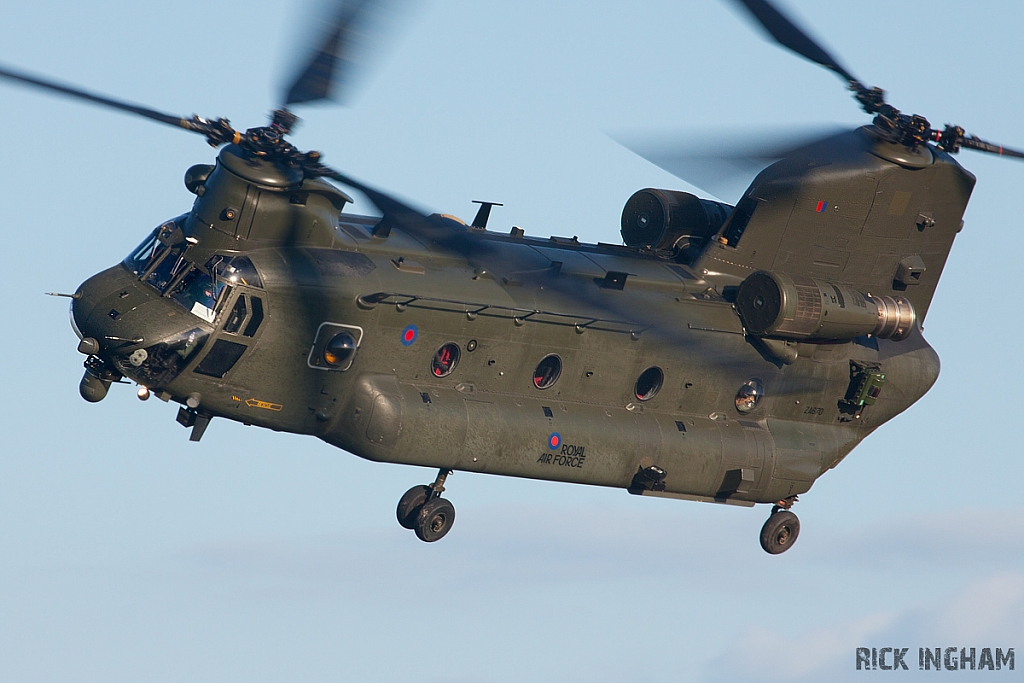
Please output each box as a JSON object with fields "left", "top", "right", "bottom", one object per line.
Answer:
{"left": 759, "top": 497, "right": 800, "bottom": 555}
{"left": 396, "top": 468, "right": 456, "bottom": 542}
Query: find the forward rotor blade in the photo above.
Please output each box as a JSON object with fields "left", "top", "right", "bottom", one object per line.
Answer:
{"left": 319, "top": 167, "right": 761, "bottom": 366}
{"left": 321, "top": 166, "right": 430, "bottom": 227}
{"left": 730, "top": 0, "right": 859, "bottom": 86}
{"left": 0, "top": 62, "right": 193, "bottom": 130}
{"left": 318, "top": 168, "right": 749, "bottom": 365}
{"left": 282, "top": 0, "right": 408, "bottom": 107}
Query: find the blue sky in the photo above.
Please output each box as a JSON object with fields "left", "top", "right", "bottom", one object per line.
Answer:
{"left": 1, "top": 1, "right": 1023, "bottom": 680}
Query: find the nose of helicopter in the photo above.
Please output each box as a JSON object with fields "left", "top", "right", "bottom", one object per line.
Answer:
{"left": 71, "top": 264, "right": 209, "bottom": 402}
{"left": 71, "top": 265, "right": 149, "bottom": 402}
{"left": 72, "top": 264, "right": 153, "bottom": 346}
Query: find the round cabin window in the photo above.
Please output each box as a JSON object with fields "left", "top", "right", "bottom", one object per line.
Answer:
{"left": 635, "top": 366, "right": 664, "bottom": 401}
{"left": 431, "top": 342, "right": 461, "bottom": 377}
{"left": 735, "top": 378, "right": 764, "bottom": 414}
{"left": 323, "top": 332, "right": 357, "bottom": 367}
{"left": 533, "top": 354, "right": 562, "bottom": 389}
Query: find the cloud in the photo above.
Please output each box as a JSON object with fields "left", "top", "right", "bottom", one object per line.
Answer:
{"left": 803, "top": 507, "right": 1024, "bottom": 573}
{"left": 706, "top": 612, "right": 897, "bottom": 681}
{"left": 706, "top": 572, "right": 1024, "bottom": 682}
{"left": 930, "top": 572, "right": 1024, "bottom": 642}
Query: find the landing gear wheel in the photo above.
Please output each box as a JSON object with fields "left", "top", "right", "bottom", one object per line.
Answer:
{"left": 760, "top": 510, "right": 800, "bottom": 554}
{"left": 414, "top": 497, "right": 456, "bottom": 542}
{"left": 396, "top": 485, "right": 431, "bottom": 530}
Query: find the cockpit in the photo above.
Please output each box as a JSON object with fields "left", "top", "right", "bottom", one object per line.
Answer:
{"left": 99, "top": 219, "right": 267, "bottom": 389}
{"left": 124, "top": 220, "right": 262, "bottom": 324}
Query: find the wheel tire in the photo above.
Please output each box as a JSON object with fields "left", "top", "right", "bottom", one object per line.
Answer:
{"left": 396, "top": 485, "right": 431, "bottom": 530}
{"left": 414, "top": 497, "right": 456, "bottom": 542}
{"left": 759, "top": 510, "right": 800, "bottom": 554}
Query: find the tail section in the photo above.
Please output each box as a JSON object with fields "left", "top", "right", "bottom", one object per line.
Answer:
{"left": 696, "top": 126, "right": 975, "bottom": 322}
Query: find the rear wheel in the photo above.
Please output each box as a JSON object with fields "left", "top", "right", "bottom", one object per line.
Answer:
{"left": 396, "top": 485, "right": 431, "bottom": 530}
{"left": 759, "top": 510, "right": 800, "bottom": 554}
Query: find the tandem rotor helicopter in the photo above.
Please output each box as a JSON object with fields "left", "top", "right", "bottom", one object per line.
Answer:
{"left": 4, "top": 0, "right": 1021, "bottom": 553}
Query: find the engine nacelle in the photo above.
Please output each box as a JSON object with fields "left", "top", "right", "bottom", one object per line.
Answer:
{"left": 735, "top": 270, "right": 915, "bottom": 342}
{"left": 620, "top": 189, "right": 732, "bottom": 258}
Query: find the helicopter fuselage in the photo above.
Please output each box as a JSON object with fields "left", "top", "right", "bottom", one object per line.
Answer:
{"left": 70, "top": 126, "right": 967, "bottom": 509}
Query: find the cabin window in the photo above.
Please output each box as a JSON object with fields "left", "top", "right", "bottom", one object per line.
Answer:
{"left": 533, "top": 354, "right": 562, "bottom": 389}
{"left": 635, "top": 366, "right": 664, "bottom": 401}
{"left": 735, "top": 378, "right": 764, "bottom": 414}
{"left": 431, "top": 343, "right": 461, "bottom": 378}
{"left": 307, "top": 323, "right": 363, "bottom": 371}
{"left": 243, "top": 296, "right": 264, "bottom": 337}
{"left": 194, "top": 339, "right": 247, "bottom": 378}
{"left": 223, "top": 296, "right": 247, "bottom": 334}
{"left": 324, "top": 332, "right": 358, "bottom": 367}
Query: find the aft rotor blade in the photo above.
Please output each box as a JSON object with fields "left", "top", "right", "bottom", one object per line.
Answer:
{"left": 0, "top": 62, "right": 193, "bottom": 129}
{"left": 282, "top": 0, "right": 409, "bottom": 107}
{"left": 613, "top": 125, "right": 848, "bottom": 199}
{"left": 730, "top": 0, "right": 859, "bottom": 86}
{"left": 960, "top": 136, "right": 1024, "bottom": 160}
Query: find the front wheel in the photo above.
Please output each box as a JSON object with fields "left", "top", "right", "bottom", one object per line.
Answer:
{"left": 414, "top": 497, "right": 456, "bottom": 542}
{"left": 759, "top": 510, "right": 800, "bottom": 554}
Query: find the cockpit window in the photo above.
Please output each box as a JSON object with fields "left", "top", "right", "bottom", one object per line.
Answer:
{"left": 144, "top": 246, "right": 189, "bottom": 293}
{"left": 125, "top": 231, "right": 158, "bottom": 274}
{"left": 169, "top": 269, "right": 225, "bottom": 323}
{"left": 214, "top": 256, "right": 263, "bottom": 288}
{"left": 126, "top": 222, "right": 263, "bottom": 323}
{"left": 124, "top": 218, "right": 188, "bottom": 278}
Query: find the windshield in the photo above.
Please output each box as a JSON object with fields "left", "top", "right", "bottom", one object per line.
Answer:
{"left": 169, "top": 269, "right": 225, "bottom": 323}
{"left": 125, "top": 222, "right": 264, "bottom": 323}
{"left": 124, "top": 217, "right": 188, "bottom": 277}
{"left": 125, "top": 230, "right": 158, "bottom": 275}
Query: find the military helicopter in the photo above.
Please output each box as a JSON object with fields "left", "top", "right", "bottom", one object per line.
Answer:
{"left": 3, "top": 0, "right": 1021, "bottom": 553}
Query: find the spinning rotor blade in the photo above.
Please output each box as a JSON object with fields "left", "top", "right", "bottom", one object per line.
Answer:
{"left": 1, "top": 63, "right": 192, "bottom": 129}
{"left": 318, "top": 166, "right": 741, "bottom": 362}
{"left": 962, "top": 137, "right": 1024, "bottom": 159}
{"left": 283, "top": 0, "right": 409, "bottom": 107}
{"left": 321, "top": 166, "right": 430, "bottom": 227}
{"left": 614, "top": 125, "right": 845, "bottom": 199}
{"left": 730, "top": 0, "right": 860, "bottom": 87}
{"left": 0, "top": 62, "right": 240, "bottom": 145}
{"left": 725, "top": 1, "right": 1024, "bottom": 163}
{"left": 934, "top": 126, "right": 1024, "bottom": 160}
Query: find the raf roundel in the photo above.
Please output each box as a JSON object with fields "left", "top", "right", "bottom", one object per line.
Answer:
{"left": 400, "top": 325, "right": 418, "bottom": 346}
{"left": 548, "top": 432, "right": 561, "bottom": 450}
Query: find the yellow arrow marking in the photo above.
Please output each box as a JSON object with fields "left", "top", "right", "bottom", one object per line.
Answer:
{"left": 245, "top": 398, "right": 283, "bottom": 411}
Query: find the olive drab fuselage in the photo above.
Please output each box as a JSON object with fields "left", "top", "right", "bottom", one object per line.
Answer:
{"left": 72, "top": 126, "right": 970, "bottom": 508}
